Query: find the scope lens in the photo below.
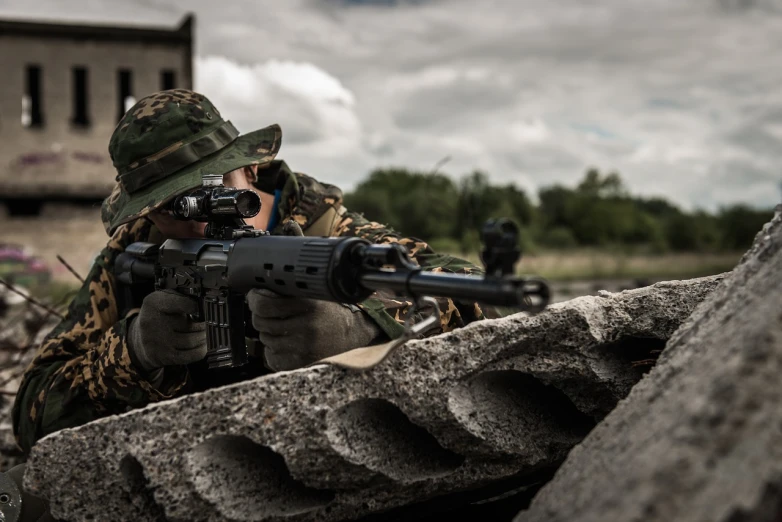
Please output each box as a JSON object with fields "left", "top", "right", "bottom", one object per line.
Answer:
{"left": 235, "top": 190, "right": 262, "bottom": 217}
{"left": 174, "top": 195, "right": 201, "bottom": 218}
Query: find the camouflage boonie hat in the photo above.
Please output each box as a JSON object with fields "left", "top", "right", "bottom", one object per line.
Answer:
{"left": 101, "top": 89, "right": 282, "bottom": 235}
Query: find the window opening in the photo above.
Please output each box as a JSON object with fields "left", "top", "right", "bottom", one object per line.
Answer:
{"left": 161, "top": 70, "right": 176, "bottom": 90}
{"left": 72, "top": 67, "right": 90, "bottom": 127}
{"left": 23, "top": 65, "right": 44, "bottom": 128}
{"left": 118, "top": 69, "right": 135, "bottom": 120}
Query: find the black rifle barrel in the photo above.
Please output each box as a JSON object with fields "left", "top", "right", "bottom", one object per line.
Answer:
{"left": 359, "top": 270, "right": 545, "bottom": 308}
{"left": 226, "top": 236, "right": 546, "bottom": 309}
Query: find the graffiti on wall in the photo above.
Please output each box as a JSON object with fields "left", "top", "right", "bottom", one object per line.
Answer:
{"left": 16, "top": 152, "right": 62, "bottom": 168}
{"left": 13, "top": 150, "right": 109, "bottom": 170}
{"left": 0, "top": 244, "right": 51, "bottom": 289}
{"left": 70, "top": 151, "right": 105, "bottom": 164}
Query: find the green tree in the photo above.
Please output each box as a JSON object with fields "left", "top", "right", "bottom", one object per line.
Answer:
{"left": 718, "top": 205, "right": 774, "bottom": 250}
{"left": 343, "top": 167, "right": 459, "bottom": 241}
{"left": 541, "top": 169, "right": 637, "bottom": 246}
{"left": 538, "top": 185, "right": 577, "bottom": 230}
{"left": 664, "top": 213, "right": 701, "bottom": 251}
{"left": 344, "top": 164, "right": 775, "bottom": 256}
{"left": 457, "top": 171, "right": 535, "bottom": 249}
{"left": 577, "top": 168, "right": 627, "bottom": 198}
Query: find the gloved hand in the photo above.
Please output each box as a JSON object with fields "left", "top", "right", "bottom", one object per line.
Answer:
{"left": 247, "top": 289, "right": 384, "bottom": 371}
{"left": 127, "top": 290, "right": 207, "bottom": 376}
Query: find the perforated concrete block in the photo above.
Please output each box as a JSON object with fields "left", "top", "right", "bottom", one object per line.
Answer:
{"left": 25, "top": 275, "right": 723, "bottom": 522}
{"left": 518, "top": 207, "right": 782, "bottom": 522}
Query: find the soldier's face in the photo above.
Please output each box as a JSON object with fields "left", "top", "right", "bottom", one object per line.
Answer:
{"left": 147, "top": 211, "right": 208, "bottom": 239}
{"left": 148, "top": 167, "right": 257, "bottom": 239}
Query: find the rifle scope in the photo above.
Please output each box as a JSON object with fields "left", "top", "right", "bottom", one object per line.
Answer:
{"left": 171, "top": 187, "right": 261, "bottom": 220}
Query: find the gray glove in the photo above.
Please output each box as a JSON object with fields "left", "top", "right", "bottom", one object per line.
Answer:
{"left": 247, "top": 289, "right": 384, "bottom": 371}
{"left": 128, "top": 290, "right": 207, "bottom": 376}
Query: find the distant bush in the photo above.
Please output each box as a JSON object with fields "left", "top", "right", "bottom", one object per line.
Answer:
{"left": 538, "top": 227, "right": 578, "bottom": 249}
{"left": 343, "top": 167, "right": 774, "bottom": 255}
{"left": 718, "top": 205, "right": 773, "bottom": 250}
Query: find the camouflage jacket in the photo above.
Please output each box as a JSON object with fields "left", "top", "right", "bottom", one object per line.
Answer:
{"left": 13, "top": 161, "right": 492, "bottom": 454}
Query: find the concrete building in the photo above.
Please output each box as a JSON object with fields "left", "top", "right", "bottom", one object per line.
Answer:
{"left": 0, "top": 15, "right": 193, "bottom": 215}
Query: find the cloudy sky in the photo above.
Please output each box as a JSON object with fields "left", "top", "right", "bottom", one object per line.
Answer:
{"left": 2, "top": 0, "right": 782, "bottom": 210}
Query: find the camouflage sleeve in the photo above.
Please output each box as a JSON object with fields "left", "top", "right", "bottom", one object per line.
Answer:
{"left": 12, "top": 220, "right": 188, "bottom": 454}
{"left": 332, "top": 210, "right": 498, "bottom": 339}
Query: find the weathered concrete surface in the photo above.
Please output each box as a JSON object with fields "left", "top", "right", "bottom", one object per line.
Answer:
{"left": 24, "top": 275, "right": 723, "bottom": 522}
{"left": 517, "top": 205, "right": 782, "bottom": 522}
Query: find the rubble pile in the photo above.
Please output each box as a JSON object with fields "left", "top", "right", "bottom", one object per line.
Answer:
{"left": 25, "top": 275, "right": 722, "bottom": 522}
{"left": 517, "top": 206, "right": 782, "bottom": 522}
{"left": 0, "top": 288, "right": 60, "bottom": 470}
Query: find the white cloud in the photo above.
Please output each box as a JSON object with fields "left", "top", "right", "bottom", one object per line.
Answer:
{"left": 195, "top": 56, "right": 366, "bottom": 180}
{"left": 510, "top": 119, "right": 551, "bottom": 144}
{"left": 384, "top": 66, "right": 462, "bottom": 93}
{"left": 3, "top": 0, "right": 782, "bottom": 207}
{"left": 261, "top": 60, "right": 355, "bottom": 106}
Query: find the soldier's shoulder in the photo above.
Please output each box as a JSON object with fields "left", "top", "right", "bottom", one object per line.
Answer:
{"left": 291, "top": 170, "right": 344, "bottom": 202}
{"left": 274, "top": 164, "right": 346, "bottom": 232}
{"left": 106, "top": 218, "right": 153, "bottom": 254}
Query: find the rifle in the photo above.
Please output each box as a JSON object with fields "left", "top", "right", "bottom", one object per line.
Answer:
{"left": 116, "top": 174, "right": 550, "bottom": 370}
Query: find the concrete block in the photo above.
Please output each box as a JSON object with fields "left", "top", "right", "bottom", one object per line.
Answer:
{"left": 517, "top": 206, "right": 782, "bottom": 522}
{"left": 25, "top": 275, "right": 723, "bottom": 522}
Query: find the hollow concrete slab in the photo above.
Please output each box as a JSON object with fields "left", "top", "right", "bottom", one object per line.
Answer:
{"left": 517, "top": 206, "right": 782, "bottom": 522}
{"left": 25, "top": 274, "right": 723, "bottom": 522}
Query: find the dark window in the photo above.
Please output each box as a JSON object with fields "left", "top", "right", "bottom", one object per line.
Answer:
{"left": 24, "top": 65, "right": 44, "bottom": 128}
{"left": 72, "top": 67, "right": 90, "bottom": 127}
{"left": 118, "top": 69, "right": 133, "bottom": 121}
{"left": 161, "top": 69, "right": 176, "bottom": 90}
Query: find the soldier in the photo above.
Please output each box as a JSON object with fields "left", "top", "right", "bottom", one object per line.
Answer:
{"left": 6, "top": 88, "right": 496, "bottom": 521}
{"left": 11, "top": 89, "right": 492, "bottom": 462}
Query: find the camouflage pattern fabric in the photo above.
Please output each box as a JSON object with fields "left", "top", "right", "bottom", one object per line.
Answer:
{"left": 12, "top": 219, "right": 190, "bottom": 454}
{"left": 13, "top": 165, "right": 493, "bottom": 454}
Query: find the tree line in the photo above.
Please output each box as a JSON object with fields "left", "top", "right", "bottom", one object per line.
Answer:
{"left": 343, "top": 167, "right": 775, "bottom": 254}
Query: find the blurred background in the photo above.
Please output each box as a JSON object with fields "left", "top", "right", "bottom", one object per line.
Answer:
{"left": 0, "top": 0, "right": 779, "bottom": 482}
{"left": 0, "top": 0, "right": 780, "bottom": 322}
{"left": 0, "top": 0, "right": 779, "bottom": 511}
